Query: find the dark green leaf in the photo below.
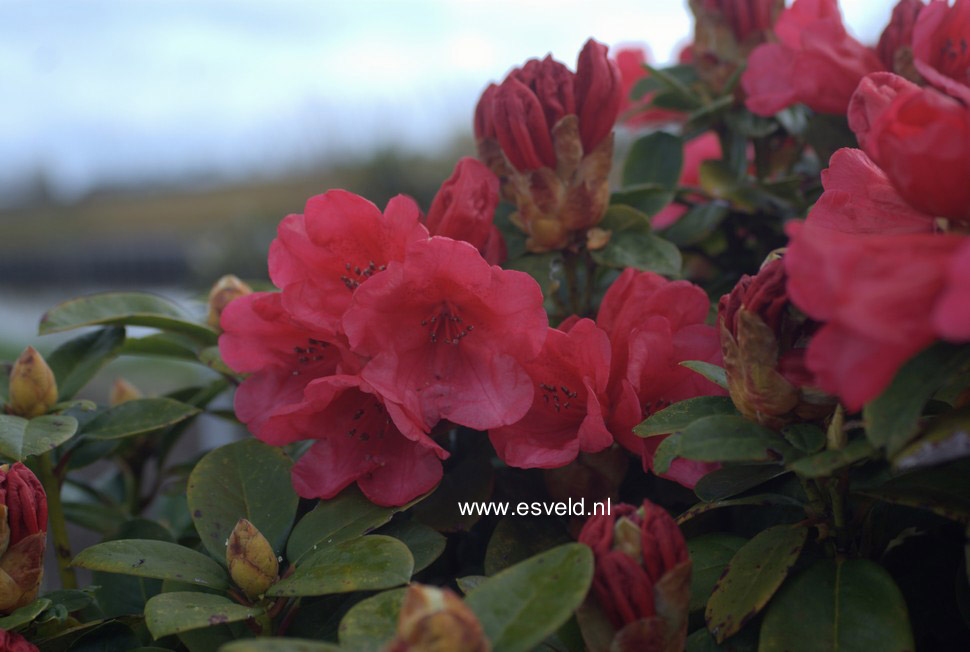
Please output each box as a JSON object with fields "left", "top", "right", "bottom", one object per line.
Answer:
{"left": 678, "top": 494, "right": 803, "bottom": 524}
{"left": 120, "top": 332, "right": 201, "bottom": 359}
{"left": 268, "top": 535, "right": 413, "bottom": 597}
{"left": 188, "top": 439, "right": 299, "bottom": 561}
{"left": 781, "top": 423, "right": 826, "bottom": 454}
{"left": 81, "top": 398, "right": 200, "bottom": 440}
{"left": 0, "top": 598, "right": 51, "bottom": 630}
{"left": 693, "top": 464, "right": 789, "bottom": 502}
{"left": 504, "top": 252, "right": 564, "bottom": 299}
{"left": 759, "top": 559, "right": 914, "bottom": 651}
{"left": 705, "top": 524, "right": 808, "bottom": 642}
{"left": 62, "top": 501, "right": 128, "bottom": 536}
{"left": 379, "top": 519, "right": 446, "bottom": 574}
{"left": 804, "top": 113, "right": 856, "bottom": 166}
{"left": 611, "top": 185, "right": 676, "bottom": 217}
{"left": 465, "top": 543, "right": 594, "bottom": 652}
{"left": 687, "top": 534, "right": 747, "bottom": 613}
{"left": 788, "top": 439, "right": 874, "bottom": 478}
{"left": 39, "top": 291, "right": 217, "bottom": 344}
{"left": 0, "top": 414, "right": 78, "bottom": 461}
{"left": 622, "top": 132, "right": 684, "bottom": 189}
{"left": 484, "top": 517, "right": 570, "bottom": 575}
{"left": 457, "top": 575, "right": 487, "bottom": 595}
{"left": 338, "top": 588, "right": 406, "bottom": 651}
{"left": 46, "top": 327, "right": 125, "bottom": 400}
{"left": 653, "top": 415, "right": 794, "bottom": 474}
{"left": 893, "top": 405, "right": 970, "bottom": 472}
{"left": 662, "top": 202, "right": 730, "bottom": 246}
{"left": 635, "top": 396, "right": 738, "bottom": 437}
{"left": 680, "top": 360, "right": 729, "bottom": 390}
{"left": 144, "top": 592, "right": 261, "bottom": 639}
{"left": 222, "top": 640, "right": 342, "bottom": 652}
{"left": 73, "top": 539, "right": 229, "bottom": 590}
{"left": 590, "top": 229, "right": 682, "bottom": 276}
{"left": 858, "top": 459, "right": 970, "bottom": 521}
{"left": 864, "top": 342, "right": 970, "bottom": 455}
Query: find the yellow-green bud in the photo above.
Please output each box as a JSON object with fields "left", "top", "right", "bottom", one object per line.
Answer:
{"left": 109, "top": 378, "right": 142, "bottom": 406}
{"left": 207, "top": 275, "right": 253, "bottom": 331}
{"left": 385, "top": 584, "right": 490, "bottom": 652}
{"left": 226, "top": 518, "right": 278, "bottom": 599}
{"left": 7, "top": 347, "right": 57, "bottom": 418}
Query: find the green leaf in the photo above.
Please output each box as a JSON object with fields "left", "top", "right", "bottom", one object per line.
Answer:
{"left": 622, "top": 132, "right": 684, "bottom": 189}
{"left": 457, "top": 575, "right": 487, "bottom": 595}
{"left": 338, "top": 588, "right": 406, "bottom": 651}
{"left": 687, "top": 535, "right": 747, "bottom": 613}
{"left": 221, "top": 640, "right": 342, "bottom": 652}
{"left": 199, "top": 346, "right": 237, "bottom": 376}
{"left": 611, "top": 185, "right": 676, "bottom": 217}
{"left": 759, "top": 559, "right": 914, "bottom": 651}
{"left": 46, "top": 327, "right": 126, "bottom": 400}
{"left": 686, "top": 627, "right": 759, "bottom": 652}
{"left": 188, "top": 439, "right": 299, "bottom": 561}
{"left": 0, "top": 598, "right": 51, "bottom": 630}
{"left": 804, "top": 113, "right": 856, "bottom": 167}
{"left": 413, "top": 436, "right": 494, "bottom": 533}
{"left": 864, "top": 342, "right": 970, "bottom": 455}
{"left": 781, "top": 423, "right": 826, "bottom": 454}
{"left": 379, "top": 519, "right": 446, "bottom": 574}
{"left": 73, "top": 539, "right": 228, "bottom": 590}
{"left": 705, "top": 524, "right": 808, "bottom": 642}
{"left": 120, "top": 332, "right": 201, "bottom": 359}
{"left": 680, "top": 360, "right": 729, "bottom": 390}
{"left": 268, "top": 535, "right": 413, "bottom": 597}
{"left": 504, "top": 252, "right": 564, "bottom": 299}
{"left": 788, "top": 439, "right": 874, "bottom": 478}
{"left": 693, "top": 464, "right": 789, "bottom": 502}
{"left": 286, "top": 486, "right": 402, "bottom": 565}
{"left": 893, "top": 405, "right": 970, "bottom": 472}
{"left": 590, "top": 204, "right": 682, "bottom": 276}
{"left": 144, "top": 592, "right": 262, "bottom": 639}
{"left": 635, "top": 396, "right": 738, "bottom": 437}
{"left": 62, "top": 501, "right": 128, "bottom": 536}
{"left": 662, "top": 202, "right": 730, "bottom": 246}
{"left": 465, "top": 543, "right": 594, "bottom": 652}
{"left": 483, "top": 517, "right": 570, "bottom": 575}
{"left": 81, "top": 398, "right": 200, "bottom": 440}
{"left": 0, "top": 414, "right": 78, "bottom": 461}
{"left": 858, "top": 459, "right": 970, "bottom": 521}
{"left": 653, "top": 415, "right": 794, "bottom": 474}
{"left": 677, "top": 494, "right": 803, "bottom": 525}
{"left": 39, "top": 291, "right": 218, "bottom": 344}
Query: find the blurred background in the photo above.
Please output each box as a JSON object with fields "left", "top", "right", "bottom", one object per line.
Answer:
{"left": 1, "top": 0, "right": 888, "bottom": 363}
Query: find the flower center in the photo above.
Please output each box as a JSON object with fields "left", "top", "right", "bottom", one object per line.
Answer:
{"left": 345, "top": 395, "right": 391, "bottom": 445}
{"left": 290, "top": 337, "right": 332, "bottom": 376}
{"left": 539, "top": 383, "right": 580, "bottom": 414}
{"left": 421, "top": 302, "right": 474, "bottom": 345}
{"left": 939, "top": 35, "right": 970, "bottom": 83}
{"left": 339, "top": 260, "right": 386, "bottom": 291}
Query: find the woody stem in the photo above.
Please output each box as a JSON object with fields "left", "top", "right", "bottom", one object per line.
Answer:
{"left": 38, "top": 451, "right": 77, "bottom": 589}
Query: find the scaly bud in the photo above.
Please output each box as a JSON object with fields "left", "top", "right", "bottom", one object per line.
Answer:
{"left": 207, "top": 275, "right": 253, "bottom": 331}
{"left": 0, "top": 463, "right": 47, "bottom": 614}
{"left": 6, "top": 347, "right": 57, "bottom": 419}
{"left": 109, "top": 378, "right": 142, "bottom": 406}
{"left": 226, "top": 518, "right": 278, "bottom": 599}
{"left": 385, "top": 584, "right": 490, "bottom": 652}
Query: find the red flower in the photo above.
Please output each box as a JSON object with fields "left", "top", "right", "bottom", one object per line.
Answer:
{"left": 0, "top": 629, "right": 38, "bottom": 652}
{"left": 935, "top": 240, "right": 970, "bottom": 340}
{"left": 653, "top": 131, "right": 723, "bottom": 229}
{"left": 268, "top": 189, "right": 428, "bottom": 332}
{"left": 425, "top": 158, "right": 505, "bottom": 265}
{"left": 742, "top": 0, "right": 883, "bottom": 115}
{"left": 578, "top": 500, "right": 690, "bottom": 631}
{"left": 877, "top": 0, "right": 924, "bottom": 72}
{"left": 0, "top": 463, "right": 46, "bottom": 545}
{"left": 614, "top": 46, "right": 686, "bottom": 127}
{"left": 848, "top": 72, "right": 970, "bottom": 223}
{"left": 284, "top": 376, "right": 446, "bottom": 507}
{"left": 575, "top": 39, "right": 624, "bottom": 154}
{"left": 489, "top": 319, "right": 613, "bottom": 469}
{"left": 596, "top": 269, "right": 725, "bottom": 488}
{"left": 912, "top": 0, "right": 970, "bottom": 97}
{"left": 343, "top": 236, "right": 548, "bottom": 432}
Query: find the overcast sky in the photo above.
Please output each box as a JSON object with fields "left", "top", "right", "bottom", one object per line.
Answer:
{"left": 0, "top": 0, "right": 890, "bottom": 202}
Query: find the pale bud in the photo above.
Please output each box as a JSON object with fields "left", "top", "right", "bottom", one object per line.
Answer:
{"left": 7, "top": 347, "right": 57, "bottom": 418}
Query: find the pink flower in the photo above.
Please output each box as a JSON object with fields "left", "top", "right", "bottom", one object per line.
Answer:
{"left": 912, "top": 0, "right": 970, "bottom": 98}
{"left": 425, "top": 158, "right": 506, "bottom": 265}
{"left": 877, "top": 0, "right": 924, "bottom": 72}
{"left": 596, "top": 269, "right": 726, "bottom": 488}
{"left": 742, "top": 0, "right": 883, "bottom": 115}
{"left": 343, "top": 236, "right": 548, "bottom": 432}
{"left": 268, "top": 189, "right": 428, "bottom": 332}
{"left": 489, "top": 319, "right": 613, "bottom": 469}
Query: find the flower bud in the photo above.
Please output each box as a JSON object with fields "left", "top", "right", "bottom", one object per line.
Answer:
{"left": 226, "top": 518, "right": 278, "bottom": 599}
{"left": 718, "top": 259, "right": 834, "bottom": 429}
{"left": 6, "top": 347, "right": 57, "bottom": 419}
{"left": 426, "top": 158, "right": 506, "bottom": 266}
{"left": 109, "top": 378, "right": 142, "bottom": 406}
{"left": 0, "top": 629, "right": 39, "bottom": 651}
{"left": 0, "top": 463, "right": 47, "bottom": 614}
{"left": 207, "top": 275, "right": 253, "bottom": 331}
{"left": 690, "top": 0, "right": 783, "bottom": 92}
{"left": 578, "top": 500, "right": 690, "bottom": 649}
{"left": 384, "top": 584, "right": 490, "bottom": 652}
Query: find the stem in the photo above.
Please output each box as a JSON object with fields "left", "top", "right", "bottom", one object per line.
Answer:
{"left": 563, "top": 251, "right": 580, "bottom": 316}
{"left": 38, "top": 451, "right": 77, "bottom": 589}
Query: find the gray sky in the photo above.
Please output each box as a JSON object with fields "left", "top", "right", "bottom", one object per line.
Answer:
{"left": 0, "top": 0, "right": 890, "bottom": 203}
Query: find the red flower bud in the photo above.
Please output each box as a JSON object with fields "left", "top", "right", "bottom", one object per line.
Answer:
{"left": 0, "top": 464, "right": 46, "bottom": 614}
{"left": 0, "top": 629, "right": 38, "bottom": 652}
{"left": 575, "top": 39, "right": 622, "bottom": 154}
{"left": 426, "top": 158, "right": 505, "bottom": 265}
{"left": 0, "top": 463, "right": 47, "bottom": 548}
{"left": 492, "top": 77, "right": 557, "bottom": 172}
{"left": 474, "top": 83, "right": 499, "bottom": 142}
{"left": 578, "top": 501, "right": 689, "bottom": 630}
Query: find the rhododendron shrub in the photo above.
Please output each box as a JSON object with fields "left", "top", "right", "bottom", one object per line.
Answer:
{"left": 7, "top": 3, "right": 970, "bottom": 650}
